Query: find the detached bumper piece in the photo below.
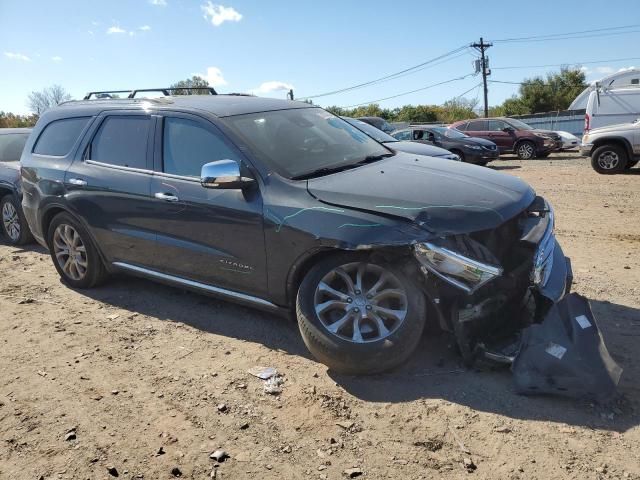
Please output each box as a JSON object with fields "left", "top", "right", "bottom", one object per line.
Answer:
{"left": 512, "top": 293, "right": 622, "bottom": 401}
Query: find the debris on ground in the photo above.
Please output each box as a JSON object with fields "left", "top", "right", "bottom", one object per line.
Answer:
{"left": 210, "top": 450, "right": 229, "bottom": 462}
{"left": 106, "top": 466, "right": 119, "bottom": 477}
{"left": 170, "top": 466, "right": 182, "bottom": 477}
{"left": 247, "top": 366, "right": 278, "bottom": 379}
{"left": 64, "top": 428, "right": 77, "bottom": 441}
{"left": 263, "top": 375, "right": 284, "bottom": 395}
{"left": 343, "top": 467, "right": 363, "bottom": 478}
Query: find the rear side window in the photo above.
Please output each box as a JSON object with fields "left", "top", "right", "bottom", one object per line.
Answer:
{"left": 466, "top": 120, "right": 487, "bottom": 131}
{"left": 162, "top": 117, "right": 239, "bottom": 177}
{"left": 33, "top": 117, "right": 90, "bottom": 156}
{"left": 0, "top": 133, "right": 30, "bottom": 162}
{"left": 90, "top": 116, "right": 150, "bottom": 169}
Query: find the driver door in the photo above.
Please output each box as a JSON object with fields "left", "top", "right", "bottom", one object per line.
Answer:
{"left": 148, "top": 113, "right": 268, "bottom": 298}
{"left": 487, "top": 120, "right": 515, "bottom": 151}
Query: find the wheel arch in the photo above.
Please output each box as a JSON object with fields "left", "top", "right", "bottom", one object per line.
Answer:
{"left": 591, "top": 136, "right": 633, "bottom": 159}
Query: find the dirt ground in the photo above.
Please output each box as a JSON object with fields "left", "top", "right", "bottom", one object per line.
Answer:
{"left": 1, "top": 153, "right": 639, "bottom": 480}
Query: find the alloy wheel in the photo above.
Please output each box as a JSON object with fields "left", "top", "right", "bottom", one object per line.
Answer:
{"left": 313, "top": 262, "right": 408, "bottom": 343}
{"left": 53, "top": 224, "right": 88, "bottom": 281}
{"left": 518, "top": 143, "right": 534, "bottom": 159}
{"left": 597, "top": 150, "right": 619, "bottom": 170}
{"left": 2, "top": 201, "right": 21, "bottom": 242}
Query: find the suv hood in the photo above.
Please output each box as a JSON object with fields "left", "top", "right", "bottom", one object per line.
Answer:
{"left": 307, "top": 152, "right": 535, "bottom": 235}
{"left": 385, "top": 140, "right": 453, "bottom": 157}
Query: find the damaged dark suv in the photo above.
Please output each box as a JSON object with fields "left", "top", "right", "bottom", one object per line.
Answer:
{"left": 20, "top": 93, "right": 621, "bottom": 397}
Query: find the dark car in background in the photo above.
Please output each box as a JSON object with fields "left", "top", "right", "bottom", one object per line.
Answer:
{"left": 356, "top": 116, "right": 395, "bottom": 133}
{"left": 392, "top": 125, "right": 499, "bottom": 166}
{"left": 20, "top": 93, "right": 587, "bottom": 383}
{"left": 0, "top": 128, "right": 33, "bottom": 244}
{"left": 343, "top": 117, "right": 460, "bottom": 161}
{"left": 450, "top": 117, "right": 561, "bottom": 160}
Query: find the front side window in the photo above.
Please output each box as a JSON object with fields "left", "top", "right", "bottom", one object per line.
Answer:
{"left": 33, "top": 117, "right": 90, "bottom": 156}
{"left": 163, "top": 117, "right": 239, "bottom": 177}
{"left": 224, "top": 108, "right": 391, "bottom": 179}
{"left": 90, "top": 116, "right": 150, "bottom": 169}
{"left": 0, "top": 133, "right": 30, "bottom": 162}
{"left": 488, "top": 120, "right": 508, "bottom": 131}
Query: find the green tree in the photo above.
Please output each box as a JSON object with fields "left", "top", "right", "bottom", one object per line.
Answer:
{"left": 394, "top": 104, "right": 439, "bottom": 123}
{"left": 170, "top": 75, "right": 211, "bottom": 95}
{"left": 518, "top": 68, "right": 587, "bottom": 113}
{"left": 0, "top": 112, "right": 38, "bottom": 128}
{"left": 439, "top": 97, "right": 479, "bottom": 123}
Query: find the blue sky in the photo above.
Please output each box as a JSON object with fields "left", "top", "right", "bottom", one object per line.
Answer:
{"left": 1, "top": 0, "right": 639, "bottom": 114}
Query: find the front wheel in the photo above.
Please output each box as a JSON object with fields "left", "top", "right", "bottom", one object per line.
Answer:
{"left": 296, "top": 254, "right": 426, "bottom": 374}
{"left": 591, "top": 144, "right": 628, "bottom": 174}
{"left": 516, "top": 141, "right": 536, "bottom": 160}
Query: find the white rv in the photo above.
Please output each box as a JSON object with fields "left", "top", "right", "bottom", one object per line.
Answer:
{"left": 584, "top": 87, "right": 640, "bottom": 132}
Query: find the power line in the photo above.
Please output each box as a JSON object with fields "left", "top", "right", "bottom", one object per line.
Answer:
{"left": 343, "top": 74, "right": 474, "bottom": 108}
{"left": 493, "top": 56, "right": 640, "bottom": 70}
{"left": 491, "top": 24, "right": 640, "bottom": 43}
{"left": 492, "top": 29, "right": 640, "bottom": 44}
{"left": 299, "top": 45, "right": 468, "bottom": 100}
{"left": 452, "top": 82, "right": 483, "bottom": 99}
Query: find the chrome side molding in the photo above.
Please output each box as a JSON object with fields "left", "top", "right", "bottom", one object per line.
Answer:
{"left": 112, "top": 262, "right": 278, "bottom": 310}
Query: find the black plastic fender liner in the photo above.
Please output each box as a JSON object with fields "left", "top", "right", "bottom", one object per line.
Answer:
{"left": 512, "top": 293, "right": 622, "bottom": 400}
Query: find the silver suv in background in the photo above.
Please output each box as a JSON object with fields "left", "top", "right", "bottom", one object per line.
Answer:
{"left": 581, "top": 120, "right": 640, "bottom": 174}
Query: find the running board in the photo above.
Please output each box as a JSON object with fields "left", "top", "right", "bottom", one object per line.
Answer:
{"left": 112, "top": 262, "right": 279, "bottom": 310}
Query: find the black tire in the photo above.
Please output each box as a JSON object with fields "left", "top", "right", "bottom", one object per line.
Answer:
{"left": 515, "top": 141, "right": 536, "bottom": 160}
{"left": 1, "top": 194, "right": 33, "bottom": 246}
{"left": 591, "top": 144, "right": 628, "bottom": 174}
{"left": 296, "top": 253, "right": 426, "bottom": 375}
{"left": 450, "top": 149, "right": 465, "bottom": 163}
{"left": 535, "top": 152, "right": 551, "bottom": 159}
{"left": 47, "top": 212, "right": 107, "bottom": 289}
{"left": 625, "top": 160, "right": 639, "bottom": 169}
{"left": 476, "top": 161, "right": 489, "bottom": 167}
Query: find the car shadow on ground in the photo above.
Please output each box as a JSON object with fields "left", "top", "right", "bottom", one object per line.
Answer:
{"left": 71, "top": 271, "right": 640, "bottom": 433}
{"left": 489, "top": 165, "right": 521, "bottom": 171}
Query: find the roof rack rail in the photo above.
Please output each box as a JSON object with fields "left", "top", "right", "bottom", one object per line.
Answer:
{"left": 83, "top": 87, "right": 217, "bottom": 100}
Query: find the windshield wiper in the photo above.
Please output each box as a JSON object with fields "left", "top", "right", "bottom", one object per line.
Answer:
{"left": 292, "top": 152, "right": 394, "bottom": 180}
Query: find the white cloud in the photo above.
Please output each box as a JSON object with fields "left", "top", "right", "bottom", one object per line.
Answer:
{"left": 618, "top": 66, "right": 637, "bottom": 72}
{"left": 201, "top": 2, "right": 242, "bottom": 26}
{"left": 88, "top": 30, "right": 95, "bottom": 36}
{"left": 193, "top": 67, "right": 227, "bottom": 87}
{"left": 149, "top": 0, "right": 167, "bottom": 5}
{"left": 4, "top": 52, "right": 31, "bottom": 61}
{"left": 51, "top": 56, "right": 63, "bottom": 62}
{"left": 595, "top": 66, "right": 614, "bottom": 75}
{"left": 139, "top": 25, "right": 151, "bottom": 31}
{"left": 107, "top": 26, "right": 126, "bottom": 34}
{"left": 250, "top": 81, "right": 294, "bottom": 95}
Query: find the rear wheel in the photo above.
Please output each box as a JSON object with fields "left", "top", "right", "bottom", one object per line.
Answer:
{"left": 516, "top": 141, "right": 536, "bottom": 160}
{"left": 1, "top": 195, "right": 33, "bottom": 246}
{"left": 591, "top": 144, "right": 628, "bottom": 174}
{"left": 47, "top": 212, "right": 107, "bottom": 288}
{"left": 296, "top": 254, "right": 426, "bottom": 374}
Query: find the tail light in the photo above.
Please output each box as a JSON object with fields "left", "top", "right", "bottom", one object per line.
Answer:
{"left": 584, "top": 113, "right": 590, "bottom": 133}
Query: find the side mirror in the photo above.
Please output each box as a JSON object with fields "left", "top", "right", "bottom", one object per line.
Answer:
{"left": 201, "top": 160, "right": 255, "bottom": 189}
{"left": 503, "top": 126, "right": 515, "bottom": 133}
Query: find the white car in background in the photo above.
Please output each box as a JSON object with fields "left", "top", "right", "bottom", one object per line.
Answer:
{"left": 556, "top": 131, "right": 579, "bottom": 151}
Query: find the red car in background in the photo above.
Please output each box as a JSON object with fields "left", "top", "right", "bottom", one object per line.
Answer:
{"left": 450, "top": 117, "right": 561, "bottom": 160}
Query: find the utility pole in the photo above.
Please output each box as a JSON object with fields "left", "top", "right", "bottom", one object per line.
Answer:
{"left": 472, "top": 37, "right": 492, "bottom": 118}
{"left": 287, "top": 89, "right": 294, "bottom": 100}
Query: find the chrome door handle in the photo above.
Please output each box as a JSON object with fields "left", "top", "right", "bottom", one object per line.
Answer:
{"left": 68, "top": 178, "right": 87, "bottom": 186}
{"left": 154, "top": 192, "right": 179, "bottom": 202}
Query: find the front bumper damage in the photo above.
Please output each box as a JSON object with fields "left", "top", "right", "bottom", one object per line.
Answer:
{"left": 421, "top": 197, "right": 622, "bottom": 400}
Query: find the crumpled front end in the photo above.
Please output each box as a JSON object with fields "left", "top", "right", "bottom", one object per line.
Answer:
{"left": 413, "top": 195, "right": 622, "bottom": 399}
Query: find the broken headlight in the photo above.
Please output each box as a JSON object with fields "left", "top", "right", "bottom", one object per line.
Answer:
{"left": 414, "top": 239, "right": 503, "bottom": 293}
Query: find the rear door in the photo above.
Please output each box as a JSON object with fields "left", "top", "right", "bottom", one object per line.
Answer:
{"left": 64, "top": 111, "right": 157, "bottom": 268}
{"left": 487, "top": 119, "right": 515, "bottom": 151}
{"left": 148, "top": 112, "right": 268, "bottom": 298}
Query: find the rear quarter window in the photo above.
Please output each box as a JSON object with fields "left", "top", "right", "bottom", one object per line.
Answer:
{"left": 33, "top": 117, "right": 90, "bottom": 156}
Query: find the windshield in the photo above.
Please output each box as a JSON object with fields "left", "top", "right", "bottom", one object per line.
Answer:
{"left": 343, "top": 117, "right": 397, "bottom": 143}
{"left": 506, "top": 118, "right": 534, "bottom": 130}
{"left": 0, "top": 133, "right": 30, "bottom": 162}
{"left": 224, "top": 108, "right": 391, "bottom": 179}
{"left": 430, "top": 126, "right": 469, "bottom": 139}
